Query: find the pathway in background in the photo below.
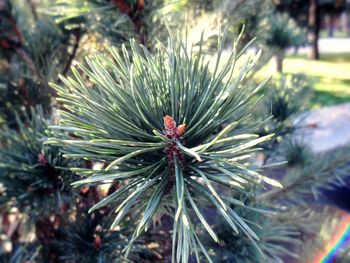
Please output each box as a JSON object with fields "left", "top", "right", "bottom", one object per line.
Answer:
{"left": 291, "top": 38, "right": 350, "bottom": 54}
{"left": 296, "top": 103, "right": 350, "bottom": 152}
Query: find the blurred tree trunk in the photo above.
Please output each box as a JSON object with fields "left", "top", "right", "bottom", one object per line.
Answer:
{"left": 308, "top": 0, "right": 320, "bottom": 60}
{"left": 276, "top": 49, "right": 285, "bottom": 73}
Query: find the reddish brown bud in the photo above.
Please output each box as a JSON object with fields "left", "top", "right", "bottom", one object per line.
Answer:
{"left": 38, "top": 153, "right": 48, "bottom": 165}
{"left": 94, "top": 235, "right": 102, "bottom": 250}
{"left": 177, "top": 124, "right": 187, "bottom": 137}
{"left": 164, "top": 115, "right": 177, "bottom": 138}
{"left": 164, "top": 115, "right": 176, "bottom": 130}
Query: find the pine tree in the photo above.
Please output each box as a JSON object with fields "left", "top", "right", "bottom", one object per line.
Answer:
{"left": 1, "top": 1, "right": 350, "bottom": 262}
{"left": 264, "top": 13, "right": 305, "bottom": 73}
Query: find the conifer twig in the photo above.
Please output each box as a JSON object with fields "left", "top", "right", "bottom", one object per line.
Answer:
{"left": 62, "top": 28, "right": 81, "bottom": 76}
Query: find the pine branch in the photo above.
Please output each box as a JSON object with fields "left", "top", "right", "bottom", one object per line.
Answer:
{"left": 0, "top": 2, "right": 57, "bottom": 96}
{"left": 0, "top": 107, "right": 76, "bottom": 217}
{"left": 48, "top": 31, "right": 281, "bottom": 262}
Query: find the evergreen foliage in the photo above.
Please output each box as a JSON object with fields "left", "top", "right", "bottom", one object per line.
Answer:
{"left": 46, "top": 0, "right": 172, "bottom": 48}
{"left": 263, "top": 13, "right": 305, "bottom": 72}
{"left": 282, "top": 139, "right": 312, "bottom": 167}
{"left": 264, "top": 13, "right": 305, "bottom": 51}
{"left": 0, "top": 243, "right": 42, "bottom": 263}
{"left": 0, "top": 0, "right": 70, "bottom": 125}
{"left": 0, "top": 107, "right": 74, "bottom": 217}
{"left": 47, "top": 32, "right": 283, "bottom": 262}
{"left": 53, "top": 208, "right": 157, "bottom": 262}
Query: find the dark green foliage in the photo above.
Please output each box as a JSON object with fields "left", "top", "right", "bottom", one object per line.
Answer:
{"left": 0, "top": 76, "right": 51, "bottom": 127}
{"left": 282, "top": 139, "right": 312, "bottom": 167}
{"left": 23, "top": 19, "right": 70, "bottom": 80}
{"left": 0, "top": 107, "right": 75, "bottom": 217}
{"left": 54, "top": 209, "right": 156, "bottom": 263}
{"left": 0, "top": 0, "right": 71, "bottom": 125}
{"left": 264, "top": 13, "right": 305, "bottom": 51}
{"left": 223, "top": 0, "right": 273, "bottom": 44}
{"left": 0, "top": 0, "right": 20, "bottom": 57}
{"left": 266, "top": 74, "right": 311, "bottom": 123}
{"left": 48, "top": 32, "right": 283, "bottom": 262}
{"left": 46, "top": 0, "right": 134, "bottom": 42}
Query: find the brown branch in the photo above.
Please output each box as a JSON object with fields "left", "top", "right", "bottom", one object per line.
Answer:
{"left": 17, "top": 78, "right": 33, "bottom": 107}
{"left": 111, "top": 0, "right": 147, "bottom": 45}
{"left": 62, "top": 29, "right": 81, "bottom": 76}
{"left": 14, "top": 47, "right": 36, "bottom": 74}
{"left": 0, "top": 3, "right": 56, "bottom": 96}
{"left": 0, "top": 8, "right": 36, "bottom": 74}
{"left": 27, "top": 0, "right": 38, "bottom": 21}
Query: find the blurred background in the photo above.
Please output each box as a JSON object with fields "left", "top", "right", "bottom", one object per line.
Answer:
{"left": 1, "top": 0, "right": 350, "bottom": 262}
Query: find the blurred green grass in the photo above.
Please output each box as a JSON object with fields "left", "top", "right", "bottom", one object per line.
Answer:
{"left": 258, "top": 53, "right": 350, "bottom": 108}
{"left": 319, "top": 30, "right": 348, "bottom": 38}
